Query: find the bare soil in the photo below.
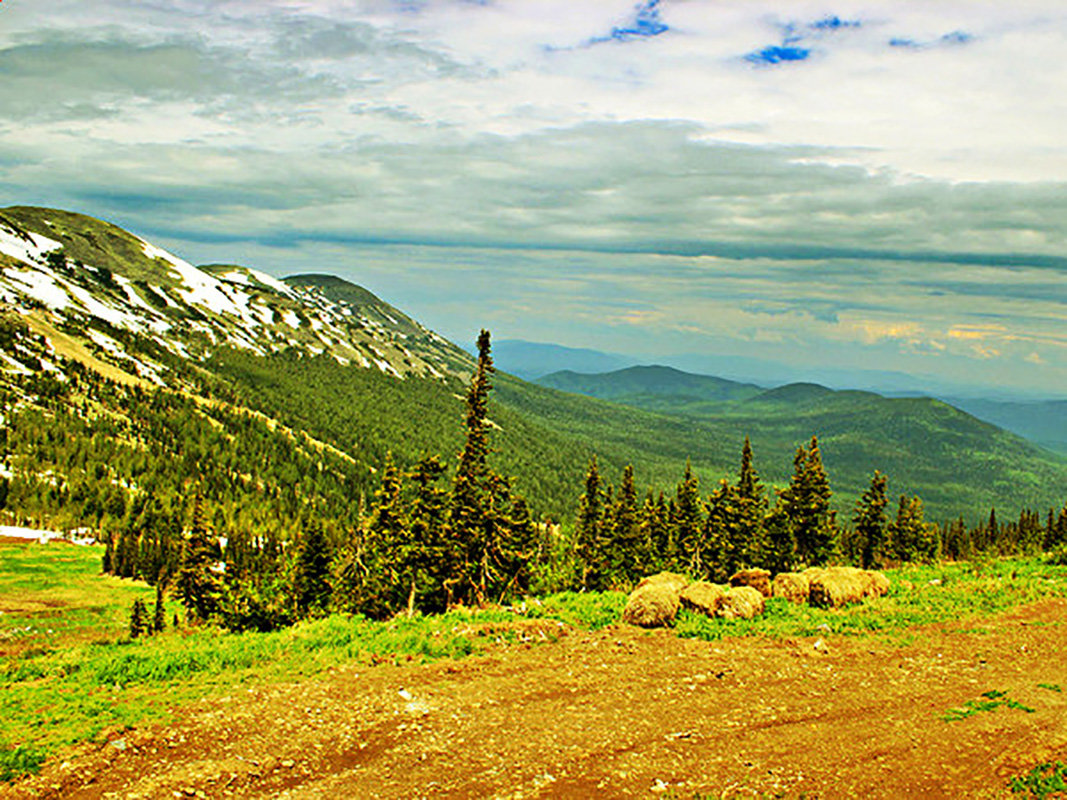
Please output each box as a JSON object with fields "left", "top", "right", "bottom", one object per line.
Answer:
{"left": 8, "top": 599, "right": 1067, "bottom": 799}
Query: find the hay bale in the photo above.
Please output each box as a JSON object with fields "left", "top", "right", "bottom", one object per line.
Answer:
{"left": 861, "top": 570, "right": 891, "bottom": 598}
{"left": 808, "top": 567, "right": 867, "bottom": 609}
{"left": 679, "top": 581, "right": 726, "bottom": 616}
{"left": 635, "top": 571, "right": 690, "bottom": 593}
{"left": 715, "top": 585, "right": 766, "bottom": 619}
{"left": 728, "top": 568, "right": 772, "bottom": 597}
{"left": 772, "top": 572, "right": 810, "bottom": 604}
{"left": 622, "top": 580, "right": 681, "bottom": 628}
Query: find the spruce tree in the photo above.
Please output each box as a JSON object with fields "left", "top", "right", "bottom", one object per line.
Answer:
{"left": 129, "top": 598, "right": 148, "bottom": 639}
{"left": 574, "top": 455, "right": 607, "bottom": 590}
{"left": 672, "top": 460, "right": 705, "bottom": 575}
{"left": 407, "top": 454, "right": 450, "bottom": 613}
{"left": 152, "top": 580, "right": 167, "bottom": 633}
{"left": 641, "top": 491, "right": 671, "bottom": 569}
{"left": 293, "top": 517, "right": 332, "bottom": 617}
{"left": 890, "top": 495, "right": 940, "bottom": 563}
{"left": 781, "top": 437, "right": 836, "bottom": 566}
{"left": 854, "top": 471, "right": 890, "bottom": 568}
{"left": 448, "top": 330, "right": 494, "bottom": 605}
{"left": 735, "top": 437, "right": 769, "bottom": 569}
{"left": 703, "top": 478, "right": 743, "bottom": 581}
{"left": 606, "top": 465, "right": 645, "bottom": 587}
{"left": 174, "top": 488, "right": 222, "bottom": 624}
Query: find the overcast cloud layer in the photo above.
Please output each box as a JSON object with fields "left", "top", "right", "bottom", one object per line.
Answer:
{"left": 2, "top": 1, "right": 1066, "bottom": 394}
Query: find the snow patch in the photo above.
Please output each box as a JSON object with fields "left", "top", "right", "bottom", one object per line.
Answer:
{"left": 281, "top": 309, "right": 301, "bottom": 328}
{"left": 2, "top": 268, "right": 70, "bottom": 311}
{"left": 0, "top": 224, "right": 62, "bottom": 265}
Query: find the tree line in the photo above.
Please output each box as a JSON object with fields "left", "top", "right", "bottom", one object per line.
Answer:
{"left": 100, "top": 330, "right": 1067, "bottom": 636}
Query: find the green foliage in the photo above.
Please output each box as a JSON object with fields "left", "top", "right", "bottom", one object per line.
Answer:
{"left": 778, "top": 437, "right": 837, "bottom": 567}
{"left": 941, "top": 690, "right": 1035, "bottom": 722}
{"left": 890, "top": 494, "right": 941, "bottom": 564}
{"left": 854, "top": 471, "right": 890, "bottom": 568}
{"left": 128, "top": 598, "right": 148, "bottom": 639}
{"left": 1008, "top": 762, "right": 1067, "bottom": 799}
{"left": 0, "top": 744, "right": 46, "bottom": 782}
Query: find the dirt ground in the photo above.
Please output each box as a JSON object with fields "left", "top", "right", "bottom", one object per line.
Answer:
{"left": 8, "top": 598, "right": 1067, "bottom": 799}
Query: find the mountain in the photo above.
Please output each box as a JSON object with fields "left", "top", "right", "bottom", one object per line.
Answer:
{"left": 489, "top": 339, "right": 638, "bottom": 379}
{"left": 534, "top": 365, "right": 1067, "bottom": 519}
{"left": 943, "top": 397, "right": 1067, "bottom": 455}
{"left": 0, "top": 205, "right": 1064, "bottom": 528}
{"left": 538, "top": 365, "right": 764, "bottom": 409}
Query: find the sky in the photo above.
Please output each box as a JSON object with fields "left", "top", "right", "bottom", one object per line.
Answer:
{"left": 2, "top": 0, "right": 1067, "bottom": 395}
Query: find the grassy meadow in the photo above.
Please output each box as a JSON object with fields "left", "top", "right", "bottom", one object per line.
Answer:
{"left": 2, "top": 539, "right": 1066, "bottom": 782}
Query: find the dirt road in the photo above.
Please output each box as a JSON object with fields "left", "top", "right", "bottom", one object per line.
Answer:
{"left": 10, "top": 599, "right": 1067, "bottom": 799}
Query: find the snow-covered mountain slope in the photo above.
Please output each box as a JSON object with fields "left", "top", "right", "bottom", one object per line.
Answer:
{"left": 0, "top": 206, "right": 472, "bottom": 389}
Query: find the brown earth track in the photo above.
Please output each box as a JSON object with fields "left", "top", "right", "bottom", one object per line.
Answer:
{"left": 8, "top": 599, "right": 1067, "bottom": 799}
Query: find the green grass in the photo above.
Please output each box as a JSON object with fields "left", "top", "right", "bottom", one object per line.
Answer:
{"left": 1008, "top": 762, "right": 1067, "bottom": 798}
{"left": 941, "top": 690, "right": 1035, "bottom": 722}
{"left": 0, "top": 541, "right": 627, "bottom": 781}
{"left": 676, "top": 559, "right": 1067, "bottom": 643}
{"left": 2, "top": 543, "right": 1066, "bottom": 784}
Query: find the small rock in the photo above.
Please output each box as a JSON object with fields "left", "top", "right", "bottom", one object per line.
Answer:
{"left": 110, "top": 739, "right": 127, "bottom": 751}
{"left": 651, "top": 778, "right": 670, "bottom": 794}
{"left": 816, "top": 623, "right": 831, "bottom": 633}
{"left": 398, "top": 688, "right": 413, "bottom": 701}
{"left": 813, "top": 638, "right": 828, "bottom": 653}
{"left": 929, "top": 578, "right": 942, "bottom": 586}
{"left": 280, "top": 759, "right": 295, "bottom": 768}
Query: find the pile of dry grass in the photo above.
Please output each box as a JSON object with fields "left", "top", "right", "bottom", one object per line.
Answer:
{"left": 729, "top": 568, "right": 772, "bottom": 597}
{"left": 806, "top": 566, "right": 891, "bottom": 608}
{"left": 679, "top": 581, "right": 726, "bottom": 616}
{"left": 715, "top": 585, "right": 766, "bottom": 619}
{"left": 635, "top": 571, "right": 690, "bottom": 593}
{"left": 622, "top": 572, "right": 691, "bottom": 628}
{"left": 771, "top": 572, "right": 811, "bottom": 604}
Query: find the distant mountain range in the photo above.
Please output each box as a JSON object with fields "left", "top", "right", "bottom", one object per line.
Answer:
{"left": 0, "top": 204, "right": 1064, "bottom": 527}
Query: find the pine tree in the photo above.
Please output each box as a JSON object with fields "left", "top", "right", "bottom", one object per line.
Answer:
{"left": 293, "top": 517, "right": 332, "bottom": 617}
{"left": 129, "top": 598, "right": 148, "bottom": 639}
{"left": 703, "top": 478, "right": 742, "bottom": 581}
{"left": 735, "top": 437, "right": 769, "bottom": 568}
{"left": 764, "top": 502, "right": 796, "bottom": 575}
{"left": 574, "top": 455, "right": 607, "bottom": 590}
{"left": 406, "top": 454, "right": 450, "bottom": 613}
{"left": 174, "top": 487, "right": 222, "bottom": 624}
{"left": 890, "top": 495, "right": 940, "bottom": 563}
{"left": 606, "top": 465, "right": 645, "bottom": 587}
{"left": 672, "top": 460, "right": 705, "bottom": 575}
{"left": 152, "top": 580, "right": 167, "bottom": 633}
{"left": 448, "top": 330, "right": 494, "bottom": 605}
{"left": 854, "top": 471, "right": 890, "bottom": 568}
{"left": 781, "top": 437, "right": 836, "bottom": 566}
{"left": 641, "top": 491, "right": 671, "bottom": 569}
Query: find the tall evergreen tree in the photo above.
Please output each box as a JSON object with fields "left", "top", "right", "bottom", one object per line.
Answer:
{"left": 606, "top": 465, "right": 645, "bottom": 587}
{"left": 406, "top": 454, "right": 450, "bottom": 613}
{"left": 854, "top": 471, "right": 890, "bottom": 568}
{"left": 640, "top": 491, "right": 671, "bottom": 571}
{"left": 780, "top": 436, "right": 836, "bottom": 566}
{"left": 703, "top": 478, "right": 743, "bottom": 582}
{"left": 448, "top": 330, "right": 494, "bottom": 605}
{"left": 574, "top": 455, "right": 608, "bottom": 590}
{"left": 735, "top": 437, "right": 769, "bottom": 569}
{"left": 293, "top": 517, "right": 332, "bottom": 617}
{"left": 890, "top": 494, "right": 941, "bottom": 563}
{"left": 672, "top": 460, "right": 705, "bottom": 574}
{"left": 174, "top": 488, "right": 222, "bottom": 623}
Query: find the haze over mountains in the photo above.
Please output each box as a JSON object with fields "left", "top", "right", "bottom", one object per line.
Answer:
{"left": 498, "top": 340, "right": 1067, "bottom": 455}
{"left": 0, "top": 205, "right": 1065, "bottom": 528}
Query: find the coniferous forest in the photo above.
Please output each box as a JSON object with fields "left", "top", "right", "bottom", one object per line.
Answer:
{"left": 76, "top": 329, "right": 1067, "bottom": 633}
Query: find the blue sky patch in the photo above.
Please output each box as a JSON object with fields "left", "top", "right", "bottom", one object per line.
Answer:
{"left": 586, "top": 0, "right": 670, "bottom": 46}
{"left": 810, "top": 15, "right": 862, "bottom": 32}
{"left": 744, "top": 45, "right": 812, "bottom": 66}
